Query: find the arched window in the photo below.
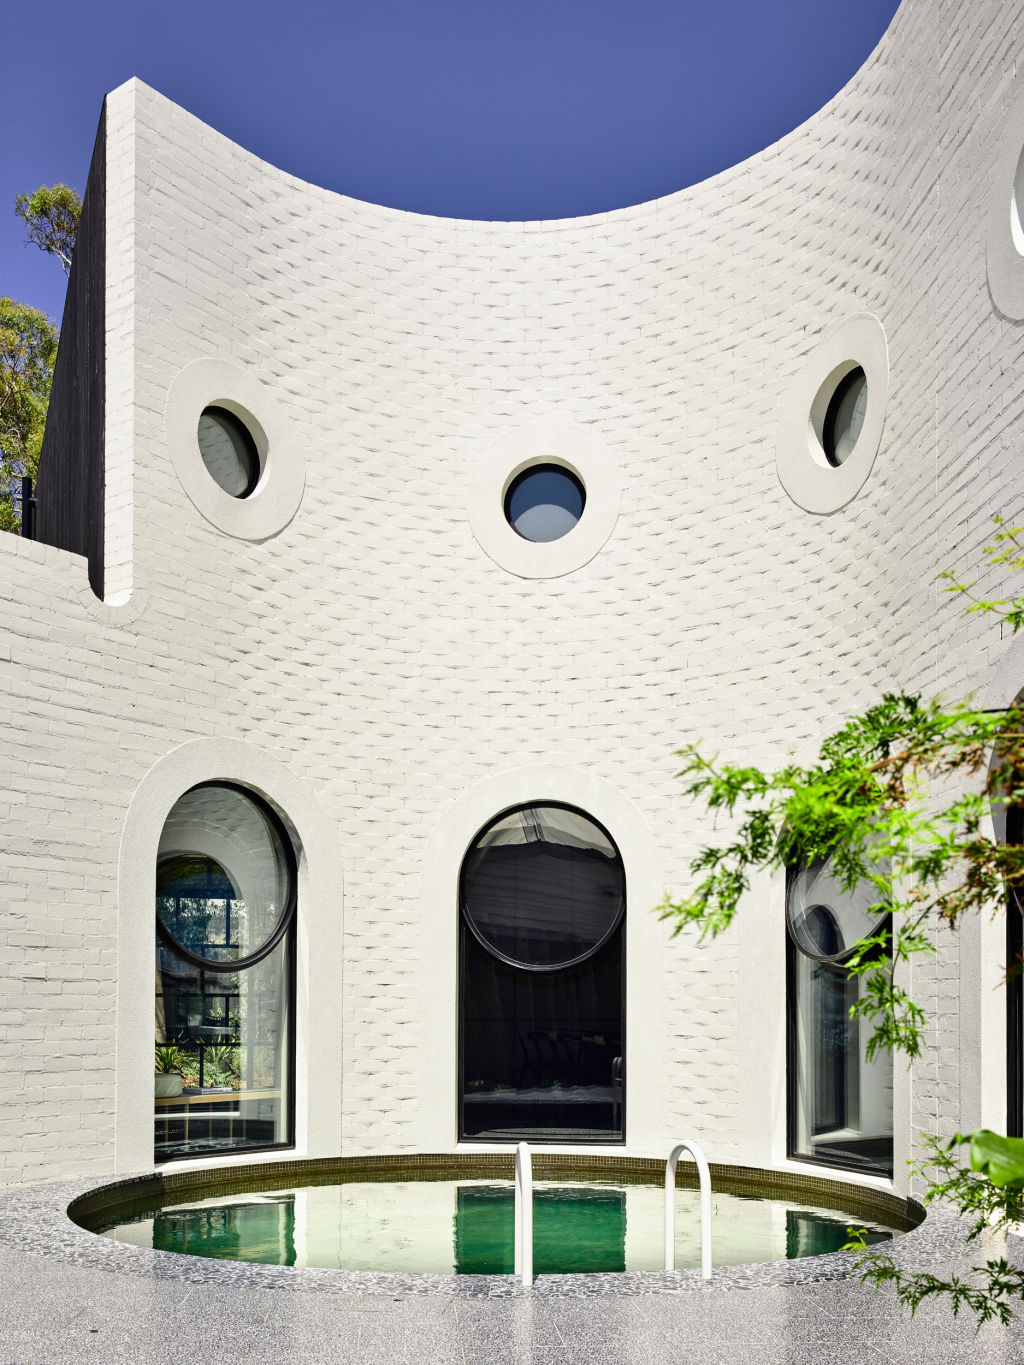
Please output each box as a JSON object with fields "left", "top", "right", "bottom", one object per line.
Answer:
{"left": 1007, "top": 802, "right": 1024, "bottom": 1137}
{"left": 154, "top": 783, "right": 296, "bottom": 1160}
{"left": 786, "top": 858, "right": 893, "bottom": 1175}
{"left": 459, "top": 803, "right": 625, "bottom": 1142}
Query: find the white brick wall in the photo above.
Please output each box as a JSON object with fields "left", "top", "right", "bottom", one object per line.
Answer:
{"left": 2, "top": 0, "right": 1023, "bottom": 1188}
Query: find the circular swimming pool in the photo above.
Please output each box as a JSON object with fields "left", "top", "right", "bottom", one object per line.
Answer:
{"left": 70, "top": 1154, "right": 921, "bottom": 1278}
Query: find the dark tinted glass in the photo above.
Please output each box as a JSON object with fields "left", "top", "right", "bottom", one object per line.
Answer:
{"left": 460, "top": 802, "right": 625, "bottom": 1142}
{"left": 822, "top": 367, "right": 867, "bottom": 467}
{"left": 461, "top": 930, "right": 624, "bottom": 1141}
{"left": 1006, "top": 802, "right": 1024, "bottom": 1136}
{"left": 504, "top": 465, "right": 585, "bottom": 542}
{"left": 788, "top": 863, "right": 893, "bottom": 1175}
{"left": 462, "top": 805, "right": 624, "bottom": 970}
{"left": 197, "top": 406, "right": 260, "bottom": 498}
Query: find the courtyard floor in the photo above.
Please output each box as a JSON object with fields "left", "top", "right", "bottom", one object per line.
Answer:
{"left": 1, "top": 1171, "right": 1023, "bottom": 1363}
{"left": 3, "top": 1234, "right": 1024, "bottom": 1364}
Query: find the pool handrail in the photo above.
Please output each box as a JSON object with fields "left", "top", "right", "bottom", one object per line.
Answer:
{"left": 514, "top": 1140, "right": 533, "bottom": 1287}
{"left": 665, "top": 1139, "right": 712, "bottom": 1279}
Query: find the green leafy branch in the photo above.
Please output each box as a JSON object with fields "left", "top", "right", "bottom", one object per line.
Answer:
{"left": 847, "top": 1133, "right": 1024, "bottom": 1326}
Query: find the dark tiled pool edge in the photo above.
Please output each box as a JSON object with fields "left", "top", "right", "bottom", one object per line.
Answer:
{"left": 0, "top": 1155, "right": 967, "bottom": 1299}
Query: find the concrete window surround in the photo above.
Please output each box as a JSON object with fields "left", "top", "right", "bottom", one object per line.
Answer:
{"left": 987, "top": 91, "right": 1024, "bottom": 319}
{"left": 467, "top": 419, "right": 621, "bottom": 578}
{"left": 164, "top": 357, "right": 304, "bottom": 539}
{"left": 116, "top": 739, "right": 343, "bottom": 1174}
{"left": 774, "top": 313, "right": 889, "bottom": 514}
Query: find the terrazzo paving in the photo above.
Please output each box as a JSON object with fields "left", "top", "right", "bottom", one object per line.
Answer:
{"left": 1, "top": 1173, "right": 1023, "bottom": 1362}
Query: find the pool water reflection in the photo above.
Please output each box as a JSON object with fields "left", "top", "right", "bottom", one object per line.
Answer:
{"left": 94, "top": 1179, "right": 896, "bottom": 1275}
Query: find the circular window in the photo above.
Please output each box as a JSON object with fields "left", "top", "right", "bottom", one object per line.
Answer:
{"left": 1012, "top": 148, "right": 1024, "bottom": 258}
{"left": 156, "top": 783, "right": 296, "bottom": 971}
{"left": 461, "top": 803, "right": 625, "bottom": 971}
{"left": 775, "top": 313, "right": 888, "bottom": 514}
{"left": 821, "top": 367, "right": 867, "bottom": 467}
{"left": 467, "top": 420, "right": 619, "bottom": 578}
{"left": 786, "top": 858, "right": 888, "bottom": 965}
{"left": 197, "top": 407, "right": 261, "bottom": 498}
{"left": 504, "top": 464, "right": 585, "bottom": 543}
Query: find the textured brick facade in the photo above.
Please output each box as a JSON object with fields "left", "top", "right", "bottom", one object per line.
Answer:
{"left": 1, "top": 0, "right": 1021, "bottom": 1189}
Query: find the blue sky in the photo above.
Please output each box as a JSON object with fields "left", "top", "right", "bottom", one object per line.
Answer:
{"left": 5, "top": 0, "right": 900, "bottom": 324}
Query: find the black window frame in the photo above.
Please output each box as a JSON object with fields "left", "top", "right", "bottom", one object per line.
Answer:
{"left": 785, "top": 864, "right": 894, "bottom": 1178}
{"left": 155, "top": 780, "right": 297, "bottom": 1164}
{"left": 457, "top": 800, "right": 626, "bottom": 1145}
{"left": 1008, "top": 803, "right": 1024, "bottom": 1138}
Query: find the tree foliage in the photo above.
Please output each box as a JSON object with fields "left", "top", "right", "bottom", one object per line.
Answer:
{"left": 0, "top": 299, "right": 57, "bottom": 533}
{"left": 14, "top": 184, "right": 82, "bottom": 278}
{"left": 847, "top": 1133, "right": 1024, "bottom": 1327}
{"left": 660, "top": 521, "right": 1024, "bottom": 1322}
{"left": 1, "top": 183, "right": 80, "bottom": 533}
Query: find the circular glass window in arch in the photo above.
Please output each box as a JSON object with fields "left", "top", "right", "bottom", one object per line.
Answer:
{"left": 156, "top": 784, "right": 295, "bottom": 970}
{"left": 786, "top": 856, "right": 888, "bottom": 964}
{"left": 821, "top": 367, "right": 868, "bottom": 468}
{"left": 504, "top": 464, "right": 585, "bottom": 543}
{"left": 461, "top": 803, "right": 625, "bottom": 971}
{"left": 197, "top": 406, "right": 261, "bottom": 498}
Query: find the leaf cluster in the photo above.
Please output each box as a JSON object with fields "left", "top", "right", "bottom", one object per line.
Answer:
{"left": 660, "top": 528, "right": 1024, "bottom": 1324}
{"left": 659, "top": 690, "right": 1024, "bottom": 1061}
{"left": 14, "top": 183, "right": 81, "bottom": 278}
{"left": 0, "top": 298, "right": 57, "bottom": 532}
{"left": 847, "top": 1134, "right": 1024, "bottom": 1327}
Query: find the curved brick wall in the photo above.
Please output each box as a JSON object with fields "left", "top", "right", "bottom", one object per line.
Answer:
{"left": 2, "top": 0, "right": 1022, "bottom": 1188}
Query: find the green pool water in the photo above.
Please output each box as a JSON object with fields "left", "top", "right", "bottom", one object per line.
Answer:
{"left": 92, "top": 1179, "right": 897, "bottom": 1274}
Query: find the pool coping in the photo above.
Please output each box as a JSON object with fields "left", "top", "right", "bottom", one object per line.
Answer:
{"left": 0, "top": 1154, "right": 968, "bottom": 1299}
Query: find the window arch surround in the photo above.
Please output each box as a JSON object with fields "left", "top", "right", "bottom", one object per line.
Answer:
{"left": 116, "top": 739, "right": 343, "bottom": 1174}
{"left": 418, "top": 766, "right": 663, "bottom": 1153}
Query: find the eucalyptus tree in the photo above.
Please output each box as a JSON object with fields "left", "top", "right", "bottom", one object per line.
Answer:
{"left": 0, "top": 185, "right": 80, "bottom": 530}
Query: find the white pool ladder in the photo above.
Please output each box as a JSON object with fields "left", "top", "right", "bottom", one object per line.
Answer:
{"left": 514, "top": 1141, "right": 533, "bottom": 1288}
{"left": 665, "top": 1140, "right": 713, "bottom": 1279}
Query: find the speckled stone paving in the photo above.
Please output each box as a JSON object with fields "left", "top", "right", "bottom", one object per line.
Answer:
{"left": 2, "top": 1173, "right": 1024, "bottom": 1363}
{"left": 0, "top": 1169, "right": 957, "bottom": 1298}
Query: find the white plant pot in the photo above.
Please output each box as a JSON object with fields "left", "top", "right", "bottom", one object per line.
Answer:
{"left": 155, "top": 1073, "right": 183, "bottom": 1099}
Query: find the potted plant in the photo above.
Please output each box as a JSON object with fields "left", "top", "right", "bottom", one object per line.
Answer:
{"left": 201, "top": 1043, "right": 240, "bottom": 1091}
{"left": 155, "top": 1043, "right": 183, "bottom": 1098}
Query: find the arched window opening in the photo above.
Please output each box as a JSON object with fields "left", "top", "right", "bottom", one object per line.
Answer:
{"left": 1007, "top": 801, "right": 1024, "bottom": 1137}
{"left": 786, "top": 858, "right": 893, "bottom": 1176}
{"left": 154, "top": 783, "right": 296, "bottom": 1161}
{"left": 459, "top": 803, "right": 625, "bottom": 1142}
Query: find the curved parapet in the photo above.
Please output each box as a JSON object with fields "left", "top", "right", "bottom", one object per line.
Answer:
{"left": 3, "top": 0, "right": 1024, "bottom": 1187}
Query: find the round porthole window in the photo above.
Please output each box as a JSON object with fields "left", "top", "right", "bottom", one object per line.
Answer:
{"left": 786, "top": 857, "right": 888, "bottom": 965}
{"left": 156, "top": 783, "right": 296, "bottom": 971}
{"left": 775, "top": 313, "right": 887, "bottom": 514}
{"left": 504, "top": 464, "right": 585, "bottom": 543}
{"left": 461, "top": 803, "right": 625, "bottom": 971}
{"left": 820, "top": 366, "right": 868, "bottom": 467}
{"left": 197, "top": 406, "right": 261, "bottom": 499}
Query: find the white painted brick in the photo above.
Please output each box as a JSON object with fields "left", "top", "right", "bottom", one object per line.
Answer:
{"left": 1, "top": 0, "right": 1023, "bottom": 1185}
